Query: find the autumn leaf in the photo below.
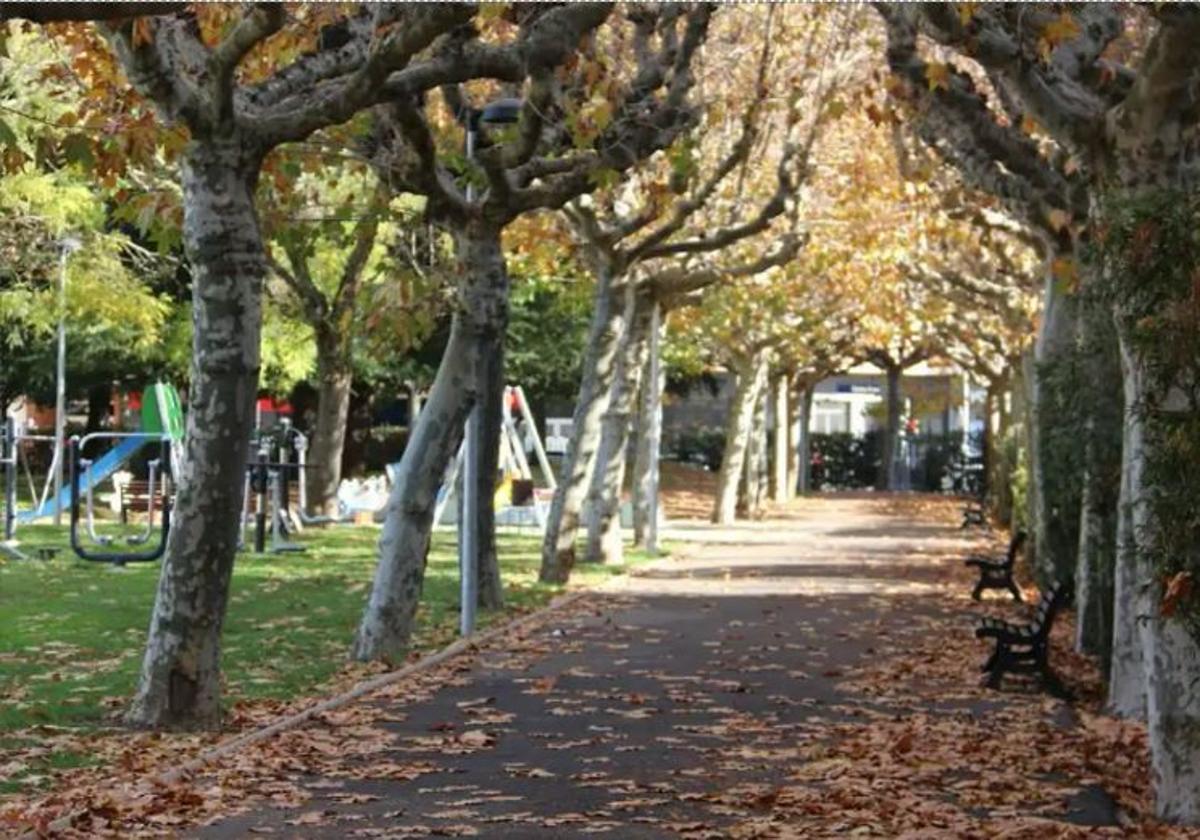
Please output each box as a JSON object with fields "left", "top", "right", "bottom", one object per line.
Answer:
{"left": 1051, "top": 255, "right": 1080, "bottom": 293}
{"left": 1038, "top": 12, "right": 1081, "bottom": 62}
{"left": 131, "top": 18, "right": 156, "bottom": 49}
{"left": 924, "top": 62, "right": 950, "bottom": 92}
{"left": 1047, "top": 208, "right": 1071, "bottom": 234}
{"left": 1161, "top": 572, "right": 1194, "bottom": 618}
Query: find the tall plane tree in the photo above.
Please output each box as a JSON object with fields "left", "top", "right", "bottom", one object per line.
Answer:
{"left": 878, "top": 4, "right": 1200, "bottom": 821}
{"left": 351, "top": 4, "right": 724, "bottom": 661}
{"left": 540, "top": 4, "right": 865, "bottom": 577}
{"left": 61, "top": 3, "right": 559, "bottom": 729}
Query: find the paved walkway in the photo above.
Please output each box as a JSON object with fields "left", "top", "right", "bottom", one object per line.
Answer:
{"left": 199, "top": 497, "right": 1120, "bottom": 838}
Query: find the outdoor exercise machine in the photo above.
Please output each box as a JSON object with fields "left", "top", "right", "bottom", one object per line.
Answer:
{"left": 2, "top": 382, "right": 183, "bottom": 563}
{"left": 1, "top": 416, "right": 58, "bottom": 561}
{"left": 239, "top": 428, "right": 308, "bottom": 555}
{"left": 68, "top": 431, "right": 173, "bottom": 565}
{"left": 278, "top": 419, "right": 352, "bottom": 527}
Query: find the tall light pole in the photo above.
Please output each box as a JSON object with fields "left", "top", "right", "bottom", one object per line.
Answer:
{"left": 460, "top": 97, "right": 521, "bottom": 637}
{"left": 53, "top": 236, "right": 82, "bottom": 525}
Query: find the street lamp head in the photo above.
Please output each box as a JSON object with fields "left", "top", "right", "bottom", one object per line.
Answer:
{"left": 479, "top": 97, "right": 523, "bottom": 126}
{"left": 61, "top": 235, "right": 83, "bottom": 254}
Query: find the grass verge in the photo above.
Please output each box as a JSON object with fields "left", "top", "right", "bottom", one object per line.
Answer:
{"left": 0, "top": 523, "right": 662, "bottom": 797}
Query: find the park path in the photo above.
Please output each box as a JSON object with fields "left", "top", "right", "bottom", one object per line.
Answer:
{"left": 197, "top": 496, "right": 1125, "bottom": 838}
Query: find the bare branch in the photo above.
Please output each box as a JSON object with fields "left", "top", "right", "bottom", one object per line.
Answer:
{"left": 271, "top": 243, "right": 326, "bottom": 324}
{"left": 334, "top": 184, "right": 389, "bottom": 316}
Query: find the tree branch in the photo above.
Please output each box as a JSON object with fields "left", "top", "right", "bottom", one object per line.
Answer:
{"left": 210, "top": 3, "right": 285, "bottom": 125}
{"left": 254, "top": 4, "right": 477, "bottom": 147}
{"left": 101, "top": 16, "right": 207, "bottom": 129}
{"left": 0, "top": 3, "right": 182, "bottom": 22}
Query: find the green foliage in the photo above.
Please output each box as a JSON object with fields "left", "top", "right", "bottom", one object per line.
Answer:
{"left": 1005, "top": 425, "right": 1029, "bottom": 534}
{"left": 1093, "top": 188, "right": 1200, "bottom": 635}
{"left": 504, "top": 265, "right": 592, "bottom": 406}
{"left": 811, "top": 431, "right": 882, "bottom": 489}
{"left": 259, "top": 300, "right": 316, "bottom": 395}
{"left": 1035, "top": 327, "right": 1087, "bottom": 585}
{"left": 0, "top": 169, "right": 174, "bottom": 406}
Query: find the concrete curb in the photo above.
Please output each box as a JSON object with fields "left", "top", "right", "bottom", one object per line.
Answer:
{"left": 23, "top": 588, "right": 592, "bottom": 838}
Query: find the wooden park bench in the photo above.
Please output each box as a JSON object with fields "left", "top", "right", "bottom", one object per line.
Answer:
{"left": 975, "top": 579, "right": 1071, "bottom": 696}
{"left": 964, "top": 530, "right": 1027, "bottom": 602}
{"left": 117, "top": 480, "right": 157, "bottom": 524}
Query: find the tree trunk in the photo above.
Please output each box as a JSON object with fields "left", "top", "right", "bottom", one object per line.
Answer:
{"left": 474, "top": 344, "right": 505, "bottom": 609}
{"left": 878, "top": 363, "right": 902, "bottom": 491}
{"left": 713, "top": 351, "right": 766, "bottom": 525}
{"left": 1074, "top": 305, "right": 1121, "bottom": 662}
{"left": 353, "top": 222, "right": 507, "bottom": 661}
{"left": 540, "top": 265, "right": 627, "bottom": 583}
{"left": 632, "top": 302, "right": 663, "bottom": 551}
{"left": 741, "top": 383, "right": 768, "bottom": 517}
{"left": 988, "top": 375, "right": 1016, "bottom": 526}
{"left": 1029, "top": 267, "right": 1082, "bottom": 585}
{"left": 308, "top": 330, "right": 353, "bottom": 517}
{"left": 1116, "top": 325, "right": 1200, "bottom": 821}
{"left": 791, "top": 381, "right": 814, "bottom": 495}
{"left": 127, "top": 139, "right": 265, "bottom": 730}
{"left": 585, "top": 285, "right": 652, "bottom": 565}
{"left": 983, "top": 382, "right": 999, "bottom": 508}
{"left": 86, "top": 382, "right": 112, "bottom": 433}
{"left": 771, "top": 374, "right": 789, "bottom": 501}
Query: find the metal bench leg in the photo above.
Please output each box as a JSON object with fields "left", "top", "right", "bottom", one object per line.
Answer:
{"left": 972, "top": 579, "right": 985, "bottom": 601}
{"left": 1006, "top": 577, "right": 1023, "bottom": 602}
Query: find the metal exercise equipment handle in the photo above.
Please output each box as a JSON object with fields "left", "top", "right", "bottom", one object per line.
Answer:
{"left": 70, "top": 435, "right": 171, "bottom": 565}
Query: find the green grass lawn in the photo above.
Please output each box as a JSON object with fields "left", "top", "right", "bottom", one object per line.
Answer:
{"left": 0, "top": 523, "right": 659, "bottom": 742}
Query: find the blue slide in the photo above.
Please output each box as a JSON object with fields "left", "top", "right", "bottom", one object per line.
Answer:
{"left": 18, "top": 436, "right": 149, "bottom": 523}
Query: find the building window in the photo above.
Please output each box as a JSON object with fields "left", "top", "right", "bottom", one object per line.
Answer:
{"left": 812, "top": 400, "right": 850, "bottom": 434}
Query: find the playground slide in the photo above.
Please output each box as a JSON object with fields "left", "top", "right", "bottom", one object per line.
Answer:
{"left": 17, "top": 435, "right": 149, "bottom": 523}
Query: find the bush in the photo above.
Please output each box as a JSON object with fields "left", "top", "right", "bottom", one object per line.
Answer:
{"left": 352, "top": 425, "right": 408, "bottom": 475}
{"left": 665, "top": 425, "right": 725, "bottom": 472}
{"left": 810, "top": 430, "right": 981, "bottom": 493}
{"left": 810, "top": 431, "right": 880, "bottom": 489}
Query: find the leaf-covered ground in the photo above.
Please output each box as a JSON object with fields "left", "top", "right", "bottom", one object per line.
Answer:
{"left": 5, "top": 494, "right": 1193, "bottom": 838}
{"left": 0, "top": 524, "right": 653, "bottom": 803}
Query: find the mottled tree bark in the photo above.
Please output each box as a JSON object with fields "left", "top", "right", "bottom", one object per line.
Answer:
{"left": 308, "top": 329, "right": 353, "bottom": 517}
{"left": 353, "top": 223, "right": 507, "bottom": 661}
{"left": 631, "top": 302, "right": 663, "bottom": 551}
{"left": 1116, "top": 324, "right": 1200, "bottom": 820}
{"left": 540, "top": 266, "right": 627, "bottom": 582}
{"left": 713, "top": 351, "right": 767, "bottom": 525}
{"left": 585, "top": 285, "right": 652, "bottom": 565}
{"left": 128, "top": 139, "right": 265, "bottom": 729}
{"left": 740, "top": 382, "right": 768, "bottom": 517}
{"left": 474, "top": 344, "right": 505, "bottom": 609}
